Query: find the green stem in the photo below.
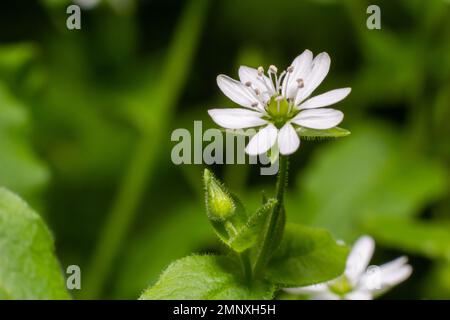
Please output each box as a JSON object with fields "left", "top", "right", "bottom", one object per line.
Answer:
{"left": 252, "top": 155, "right": 289, "bottom": 276}
{"left": 81, "top": 0, "right": 208, "bottom": 299}
{"left": 240, "top": 251, "right": 252, "bottom": 283}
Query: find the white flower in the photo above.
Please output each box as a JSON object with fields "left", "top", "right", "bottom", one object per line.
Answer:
{"left": 284, "top": 235, "right": 413, "bottom": 300}
{"left": 208, "top": 50, "right": 351, "bottom": 156}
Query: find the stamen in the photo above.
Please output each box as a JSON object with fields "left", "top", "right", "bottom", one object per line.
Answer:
{"left": 282, "top": 66, "right": 293, "bottom": 97}
{"left": 257, "top": 66, "right": 264, "bottom": 76}
{"left": 256, "top": 76, "right": 274, "bottom": 96}
{"left": 269, "top": 65, "right": 278, "bottom": 74}
{"left": 276, "top": 70, "right": 287, "bottom": 93}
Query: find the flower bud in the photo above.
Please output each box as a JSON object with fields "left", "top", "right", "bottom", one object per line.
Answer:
{"left": 203, "top": 169, "right": 235, "bottom": 221}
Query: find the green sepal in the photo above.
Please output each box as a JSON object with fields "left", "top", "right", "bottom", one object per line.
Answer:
{"left": 296, "top": 126, "right": 350, "bottom": 140}
{"left": 228, "top": 199, "right": 278, "bottom": 253}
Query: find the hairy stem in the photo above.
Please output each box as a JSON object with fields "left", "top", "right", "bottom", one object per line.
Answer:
{"left": 240, "top": 251, "right": 252, "bottom": 283}
{"left": 252, "top": 155, "right": 289, "bottom": 276}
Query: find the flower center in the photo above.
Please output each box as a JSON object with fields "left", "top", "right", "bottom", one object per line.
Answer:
{"left": 328, "top": 276, "right": 354, "bottom": 298}
{"left": 265, "top": 96, "right": 297, "bottom": 128}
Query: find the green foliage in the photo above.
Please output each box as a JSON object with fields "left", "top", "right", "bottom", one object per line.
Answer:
{"left": 140, "top": 255, "right": 275, "bottom": 300}
{"left": 228, "top": 199, "right": 277, "bottom": 253}
{"left": 296, "top": 126, "right": 350, "bottom": 140}
{"left": 114, "top": 201, "right": 213, "bottom": 298}
{"left": 0, "top": 0, "right": 449, "bottom": 300}
{"left": 362, "top": 216, "right": 450, "bottom": 260}
{"left": 0, "top": 83, "right": 49, "bottom": 201}
{"left": 290, "top": 124, "right": 447, "bottom": 241}
{"left": 0, "top": 188, "right": 69, "bottom": 299}
{"left": 265, "top": 223, "right": 348, "bottom": 287}
{"left": 204, "top": 169, "right": 280, "bottom": 253}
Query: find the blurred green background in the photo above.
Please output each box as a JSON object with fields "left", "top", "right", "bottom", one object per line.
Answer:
{"left": 0, "top": 0, "right": 449, "bottom": 299}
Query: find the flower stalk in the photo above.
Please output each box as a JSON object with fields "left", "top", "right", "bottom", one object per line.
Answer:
{"left": 252, "top": 155, "right": 289, "bottom": 276}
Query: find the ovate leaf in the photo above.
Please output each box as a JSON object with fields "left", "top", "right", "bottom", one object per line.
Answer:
{"left": 265, "top": 223, "right": 348, "bottom": 287}
{"left": 140, "top": 255, "right": 274, "bottom": 300}
{"left": 0, "top": 188, "right": 70, "bottom": 299}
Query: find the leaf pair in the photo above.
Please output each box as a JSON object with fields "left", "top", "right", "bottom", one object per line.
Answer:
{"left": 140, "top": 224, "right": 348, "bottom": 299}
{"left": 140, "top": 170, "right": 349, "bottom": 300}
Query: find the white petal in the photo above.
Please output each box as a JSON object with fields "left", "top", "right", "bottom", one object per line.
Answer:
{"left": 344, "top": 236, "right": 375, "bottom": 285}
{"left": 282, "top": 50, "right": 313, "bottom": 99}
{"left": 278, "top": 123, "right": 300, "bottom": 155}
{"left": 345, "top": 290, "right": 373, "bottom": 300}
{"left": 245, "top": 124, "right": 278, "bottom": 156}
{"left": 217, "top": 75, "right": 263, "bottom": 110}
{"left": 359, "top": 257, "right": 412, "bottom": 294}
{"left": 294, "top": 52, "right": 331, "bottom": 105}
{"left": 239, "top": 66, "right": 275, "bottom": 100}
{"left": 298, "top": 88, "right": 351, "bottom": 109}
{"left": 208, "top": 108, "right": 267, "bottom": 129}
{"left": 283, "top": 283, "right": 328, "bottom": 295}
{"left": 292, "top": 108, "right": 344, "bottom": 129}
{"left": 378, "top": 257, "right": 412, "bottom": 287}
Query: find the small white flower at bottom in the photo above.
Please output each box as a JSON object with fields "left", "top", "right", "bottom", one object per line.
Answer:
{"left": 284, "top": 235, "right": 412, "bottom": 300}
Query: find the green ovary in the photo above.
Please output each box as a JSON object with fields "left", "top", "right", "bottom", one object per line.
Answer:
{"left": 266, "top": 97, "right": 297, "bottom": 128}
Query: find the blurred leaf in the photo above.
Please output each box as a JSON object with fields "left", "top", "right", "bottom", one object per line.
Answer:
{"left": 0, "top": 43, "right": 38, "bottom": 81}
{"left": 423, "top": 261, "right": 450, "bottom": 299}
{"left": 290, "top": 123, "right": 447, "bottom": 241}
{"left": 265, "top": 223, "right": 348, "bottom": 287}
{"left": 0, "top": 187, "right": 69, "bottom": 299}
{"left": 114, "top": 201, "right": 212, "bottom": 298}
{"left": 362, "top": 216, "right": 450, "bottom": 260}
{"left": 0, "top": 83, "right": 49, "bottom": 201}
{"left": 140, "top": 255, "right": 274, "bottom": 300}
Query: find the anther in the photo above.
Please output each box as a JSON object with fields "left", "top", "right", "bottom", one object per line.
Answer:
{"left": 254, "top": 88, "right": 260, "bottom": 95}
{"left": 245, "top": 81, "right": 252, "bottom": 87}
{"left": 297, "top": 78, "right": 304, "bottom": 88}
{"left": 287, "top": 66, "right": 294, "bottom": 73}
{"left": 257, "top": 66, "right": 264, "bottom": 76}
{"left": 251, "top": 102, "right": 259, "bottom": 108}
{"left": 269, "top": 65, "right": 278, "bottom": 73}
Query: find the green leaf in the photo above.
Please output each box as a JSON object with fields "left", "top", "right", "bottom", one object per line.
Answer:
{"left": 0, "top": 83, "right": 49, "bottom": 201}
{"left": 229, "top": 199, "right": 277, "bottom": 252}
{"left": 296, "top": 126, "right": 350, "bottom": 139}
{"left": 265, "top": 223, "right": 348, "bottom": 287}
{"left": 140, "top": 255, "right": 275, "bottom": 300}
{"left": 362, "top": 215, "right": 450, "bottom": 260}
{"left": 289, "top": 124, "right": 447, "bottom": 241}
{"left": 0, "top": 187, "right": 70, "bottom": 299}
{"left": 0, "top": 43, "right": 37, "bottom": 80}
